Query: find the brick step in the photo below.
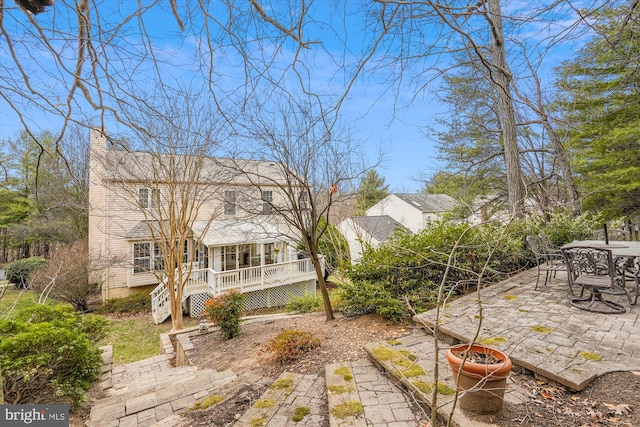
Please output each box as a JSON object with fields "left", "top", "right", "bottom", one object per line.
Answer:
{"left": 234, "top": 372, "right": 326, "bottom": 427}
{"left": 326, "top": 359, "right": 424, "bottom": 427}
{"left": 89, "top": 367, "right": 236, "bottom": 426}
{"left": 365, "top": 331, "right": 522, "bottom": 427}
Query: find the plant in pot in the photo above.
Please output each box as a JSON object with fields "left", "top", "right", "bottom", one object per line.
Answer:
{"left": 445, "top": 342, "right": 512, "bottom": 414}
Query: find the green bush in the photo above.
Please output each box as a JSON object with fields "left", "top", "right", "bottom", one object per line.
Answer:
{"left": 6, "top": 257, "right": 47, "bottom": 289}
{"left": 342, "top": 220, "right": 528, "bottom": 320}
{"left": 286, "top": 293, "right": 321, "bottom": 313}
{"left": 99, "top": 291, "right": 151, "bottom": 314}
{"left": 205, "top": 290, "right": 245, "bottom": 340}
{"left": 0, "top": 304, "right": 107, "bottom": 406}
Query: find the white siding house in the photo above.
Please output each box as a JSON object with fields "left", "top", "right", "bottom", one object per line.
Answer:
{"left": 365, "top": 193, "right": 455, "bottom": 233}
{"left": 87, "top": 128, "right": 319, "bottom": 323}
{"left": 338, "top": 215, "right": 409, "bottom": 262}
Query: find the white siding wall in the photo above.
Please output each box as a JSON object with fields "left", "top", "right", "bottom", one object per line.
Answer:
{"left": 89, "top": 130, "right": 303, "bottom": 300}
{"left": 366, "top": 195, "right": 423, "bottom": 233}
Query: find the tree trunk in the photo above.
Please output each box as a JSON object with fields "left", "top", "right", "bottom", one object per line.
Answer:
{"left": 542, "top": 120, "right": 581, "bottom": 215}
{"left": 308, "top": 247, "right": 334, "bottom": 321}
{"left": 488, "top": 0, "right": 525, "bottom": 217}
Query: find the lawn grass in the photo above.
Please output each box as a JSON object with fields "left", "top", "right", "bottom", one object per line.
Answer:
{"left": 0, "top": 288, "right": 51, "bottom": 317}
{"left": 101, "top": 316, "right": 175, "bottom": 365}
{"left": 0, "top": 287, "right": 189, "bottom": 366}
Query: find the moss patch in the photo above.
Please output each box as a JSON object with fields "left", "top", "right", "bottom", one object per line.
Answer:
{"left": 387, "top": 339, "right": 402, "bottom": 346}
{"left": 189, "top": 395, "right": 224, "bottom": 410}
{"left": 292, "top": 406, "right": 311, "bottom": 422}
{"left": 333, "top": 366, "right": 353, "bottom": 382}
{"left": 254, "top": 398, "right": 275, "bottom": 409}
{"left": 269, "top": 377, "right": 294, "bottom": 391}
{"left": 478, "top": 336, "right": 508, "bottom": 345}
{"left": 503, "top": 295, "right": 518, "bottom": 300}
{"left": 518, "top": 309, "right": 530, "bottom": 313}
{"left": 412, "top": 380, "right": 456, "bottom": 396}
{"left": 327, "top": 384, "right": 355, "bottom": 394}
{"left": 372, "top": 346, "right": 423, "bottom": 377}
{"left": 330, "top": 401, "right": 364, "bottom": 419}
{"left": 579, "top": 351, "right": 602, "bottom": 361}
{"left": 530, "top": 325, "right": 553, "bottom": 333}
{"left": 250, "top": 415, "right": 266, "bottom": 427}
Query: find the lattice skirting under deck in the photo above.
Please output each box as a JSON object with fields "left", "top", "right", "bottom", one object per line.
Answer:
{"left": 188, "top": 280, "right": 317, "bottom": 317}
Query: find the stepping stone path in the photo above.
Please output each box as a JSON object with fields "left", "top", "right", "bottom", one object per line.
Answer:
{"left": 89, "top": 327, "right": 524, "bottom": 427}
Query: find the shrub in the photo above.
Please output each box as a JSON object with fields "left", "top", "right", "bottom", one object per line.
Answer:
{"left": 286, "top": 293, "right": 321, "bottom": 313}
{"left": 0, "top": 304, "right": 107, "bottom": 406}
{"left": 205, "top": 290, "right": 245, "bottom": 340}
{"left": 263, "top": 329, "right": 320, "bottom": 363}
{"left": 30, "top": 243, "right": 100, "bottom": 312}
{"left": 99, "top": 291, "right": 151, "bottom": 314}
{"left": 6, "top": 257, "right": 47, "bottom": 289}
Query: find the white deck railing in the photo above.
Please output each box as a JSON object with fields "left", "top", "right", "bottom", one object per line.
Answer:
{"left": 151, "top": 257, "right": 319, "bottom": 324}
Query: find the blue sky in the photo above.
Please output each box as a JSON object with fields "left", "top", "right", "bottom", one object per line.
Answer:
{"left": 0, "top": 1, "right": 589, "bottom": 193}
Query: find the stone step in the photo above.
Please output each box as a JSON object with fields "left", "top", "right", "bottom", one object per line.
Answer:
{"left": 364, "top": 330, "right": 527, "bottom": 427}
{"left": 326, "top": 359, "right": 425, "bottom": 427}
{"left": 89, "top": 368, "right": 236, "bottom": 427}
{"left": 234, "top": 372, "right": 326, "bottom": 427}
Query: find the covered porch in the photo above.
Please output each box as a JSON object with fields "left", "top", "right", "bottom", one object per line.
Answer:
{"left": 150, "top": 219, "right": 320, "bottom": 324}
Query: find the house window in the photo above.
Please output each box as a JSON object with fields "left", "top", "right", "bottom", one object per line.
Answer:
{"left": 133, "top": 242, "right": 151, "bottom": 273}
{"left": 139, "top": 188, "right": 159, "bottom": 209}
{"left": 224, "top": 190, "right": 236, "bottom": 215}
{"left": 153, "top": 243, "right": 164, "bottom": 271}
{"left": 132, "top": 240, "right": 186, "bottom": 273}
{"left": 299, "top": 191, "right": 309, "bottom": 210}
{"left": 261, "top": 190, "right": 273, "bottom": 214}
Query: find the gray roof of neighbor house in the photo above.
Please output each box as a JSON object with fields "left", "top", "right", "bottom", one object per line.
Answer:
{"left": 394, "top": 193, "right": 455, "bottom": 213}
{"left": 351, "top": 215, "right": 409, "bottom": 242}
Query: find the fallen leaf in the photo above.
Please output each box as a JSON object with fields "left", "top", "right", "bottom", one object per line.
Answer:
{"left": 603, "top": 403, "right": 631, "bottom": 415}
{"left": 540, "top": 390, "right": 555, "bottom": 399}
{"left": 631, "top": 371, "right": 640, "bottom": 376}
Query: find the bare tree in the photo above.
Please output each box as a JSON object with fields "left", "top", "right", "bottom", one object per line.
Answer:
{"left": 229, "top": 96, "right": 371, "bottom": 321}
{"left": 90, "top": 88, "right": 229, "bottom": 330}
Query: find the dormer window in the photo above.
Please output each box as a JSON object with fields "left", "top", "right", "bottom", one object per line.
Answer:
{"left": 139, "top": 188, "right": 159, "bottom": 209}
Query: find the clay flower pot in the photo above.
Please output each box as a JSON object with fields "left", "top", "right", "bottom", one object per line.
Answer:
{"left": 445, "top": 343, "right": 512, "bottom": 414}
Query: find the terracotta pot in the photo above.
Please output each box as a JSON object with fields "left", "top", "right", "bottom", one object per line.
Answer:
{"left": 445, "top": 343, "right": 512, "bottom": 414}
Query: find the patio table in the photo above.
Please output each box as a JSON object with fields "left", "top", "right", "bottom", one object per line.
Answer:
{"left": 561, "top": 240, "right": 640, "bottom": 305}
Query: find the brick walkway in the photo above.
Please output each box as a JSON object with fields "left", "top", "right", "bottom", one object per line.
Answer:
{"left": 414, "top": 267, "right": 640, "bottom": 391}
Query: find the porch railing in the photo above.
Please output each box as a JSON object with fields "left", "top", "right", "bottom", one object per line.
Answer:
{"left": 151, "top": 257, "right": 319, "bottom": 324}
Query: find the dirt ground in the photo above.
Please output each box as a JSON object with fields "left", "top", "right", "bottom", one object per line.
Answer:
{"left": 183, "top": 311, "right": 640, "bottom": 427}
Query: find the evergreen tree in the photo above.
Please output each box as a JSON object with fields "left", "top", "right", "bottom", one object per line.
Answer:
{"left": 556, "top": 3, "right": 640, "bottom": 218}
{"left": 355, "top": 170, "right": 390, "bottom": 215}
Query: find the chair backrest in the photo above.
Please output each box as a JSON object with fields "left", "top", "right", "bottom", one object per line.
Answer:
{"left": 561, "top": 246, "right": 615, "bottom": 286}
{"left": 526, "top": 235, "right": 543, "bottom": 257}
{"left": 538, "top": 233, "right": 559, "bottom": 252}
{"left": 593, "top": 228, "right": 630, "bottom": 241}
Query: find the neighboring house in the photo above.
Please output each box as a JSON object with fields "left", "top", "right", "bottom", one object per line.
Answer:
{"left": 338, "top": 215, "right": 409, "bottom": 262}
{"left": 87, "top": 128, "right": 318, "bottom": 324}
{"left": 365, "top": 193, "right": 455, "bottom": 233}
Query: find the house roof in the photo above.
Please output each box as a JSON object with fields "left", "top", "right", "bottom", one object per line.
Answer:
{"left": 191, "top": 219, "right": 287, "bottom": 246}
{"left": 125, "top": 221, "right": 168, "bottom": 240}
{"left": 393, "top": 193, "right": 455, "bottom": 213}
{"left": 125, "top": 219, "right": 287, "bottom": 246}
{"left": 350, "top": 215, "right": 409, "bottom": 242}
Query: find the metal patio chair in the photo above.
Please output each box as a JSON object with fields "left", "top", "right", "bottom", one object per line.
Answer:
{"left": 561, "top": 246, "right": 627, "bottom": 314}
{"left": 526, "top": 235, "right": 567, "bottom": 291}
{"left": 593, "top": 228, "right": 630, "bottom": 241}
